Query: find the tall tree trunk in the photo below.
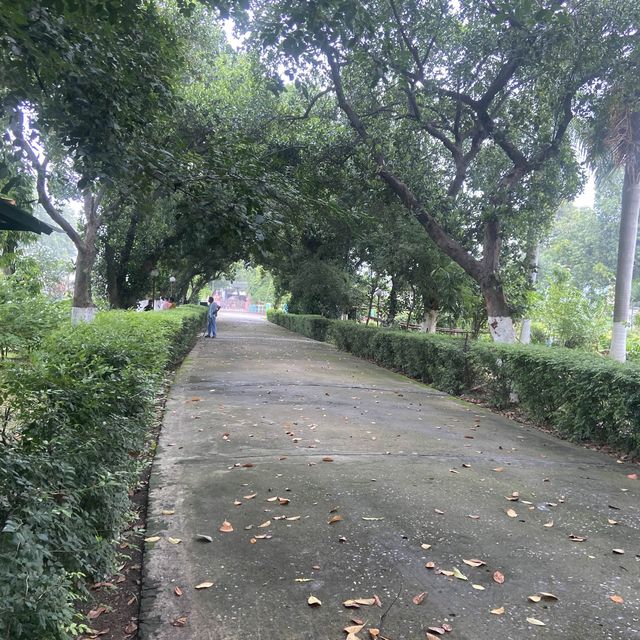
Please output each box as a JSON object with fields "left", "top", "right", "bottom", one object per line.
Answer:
{"left": 520, "top": 243, "right": 540, "bottom": 344}
{"left": 387, "top": 277, "right": 398, "bottom": 324}
{"left": 610, "top": 128, "right": 640, "bottom": 361}
{"left": 365, "top": 277, "right": 378, "bottom": 325}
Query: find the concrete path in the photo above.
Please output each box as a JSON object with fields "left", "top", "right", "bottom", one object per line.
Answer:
{"left": 139, "top": 312, "right": 639, "bottom": 640}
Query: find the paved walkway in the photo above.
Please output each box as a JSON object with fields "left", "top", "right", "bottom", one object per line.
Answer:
{"left": 139, "top": 312, "right": 639, "bottom": 640}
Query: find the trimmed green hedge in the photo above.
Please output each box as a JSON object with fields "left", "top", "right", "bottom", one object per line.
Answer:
{"left": 268, "top": 310, "right": 640, "bottom": 454}
{"left": 0, "top": 305, "right": 206, "bottom": 640}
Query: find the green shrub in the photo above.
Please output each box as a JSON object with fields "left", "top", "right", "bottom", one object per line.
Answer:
{"left": 267, "top": 309, "right": 334, "bottom": 341}
{"left": 269, "top": 312, "right": 640, "bottom": 454}
{"left": 0, "top": 305, "right": 206, "bottom": 640}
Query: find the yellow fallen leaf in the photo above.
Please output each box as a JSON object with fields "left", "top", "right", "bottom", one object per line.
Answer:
{"left": 168, "top": 537, "right": 182, "bottom": 544}
{"left": 195, "top": 582, "right": 214, "bottom": 590}
{"left": 472, "top": 584, "right": 485, "bottom": 590}
{"left": 491, "top": 607, "right": 505, "bottom": 615}
{"left": 307, "top": 595, "right": 322, "bottom": 606}
{"left": 527, "top": 617, "right": 546, "bottom": 626}
{"left": 258, "top": 520, "right": 271, "bottom": 528}
{"left": 161, "top": 510, "right": 175, "bottom": 515}
{"left": 286, "top": 516, "right": 301, "bottom": 521}
{"left": 144, "top": 536, "right": 161, "bottom": 543}
{"left": 453, "top": 567, "right": 468, "bottom": 581}
{"left": 219, "top": 520, "right": 233, "bottom": 533}
{"left": 426, "top": 634, "right": 440, "bottom": 640}
{"left": 528, "top": 594, "right": 542, "bottom": 602}
{"left": 368, "top": 629, "right": 380, "bottom": 638}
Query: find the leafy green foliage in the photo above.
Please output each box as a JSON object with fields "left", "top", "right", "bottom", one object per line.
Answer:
{"left": 270, "top": 311, "right": 640, "bottom": 453}
{"left": 0, "top": 305, "right": 205, "bottom": 640}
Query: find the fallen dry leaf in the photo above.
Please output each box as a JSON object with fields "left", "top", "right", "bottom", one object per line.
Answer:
{"left": 493, "top": 467, "right": 505, "bottom": 472}
{"left": 322, "top": 457, "right": 334, "bottom": 462}
{"left": 543, "top": 520, "right": 554, "bottom": 528}
{"left": 626, "top": 473, "right": 637, "bottom": 480}
{"left": 426, "top": 634, "right": 440, "bottom": 640}
{"left": 344, "top": 623, "right": 365, "bottom": 634}
{"left": 171, "top": 616, "right": 188, "bottom": 627}
{"left": 286, "top": 516, "right": 301, "bottom": 521}
{"left": 369, "top": 629, "right": 380, "bottom": 638}
{"left": 174, "top": 587, "right": 183, "bottom": 597}
{"left": 88, "top": 607, "right": 107, "bottom": 620}
{"left": 194, "top": 582, "right": 214, "bottom": 590}
{"left": 241, "top": 463, "right": 254, "bottom": 468}
{"left": 362, "top": 517, "right": 384, "bottom": 521}
{"left": 421, "top": 543, "right": 432, "bottom": 550}
{"left": 610, "top": 595, "right": 624, "bottom": 604}
{"left": 233, "top": 500, "right": 242, "bottom": 506}
{"left": 528, "top": 594, "right": 542, "bottom": 603}
{"left": 425, "top": 561, "right": 436, "bottom": 569}
{"left": 467, "top": 514, "right": 480, "bottom": 519}
{"left": 243, "top": 493, "right": 257, "bottom": 500}
{"left": 506, "top": 508, "right": 518, "bottom": 518}
{"left": 607, "top": 518, "right": 618, "bottom": 525}
{"left": 328, "top": 514, "right": 343, "bottom": 525}
{"left": 493, "top": 570, "right": 505, "bottom": 584}
{"left": 463, "top": 558, "right": 485, "bottom": 568}
{"left": 527, "top": 617, "right": 546, "bottom": 626}
{"left": 439, "top": 570, "right": 454, "bottom": 577}
{"left": 219, "top": 520, "right": 234, "bottom": 533}
{"left": 144, "top": 536, "right": 161, "bottom": 543}
{"left": 491, "top": 607, "right": 505, "bottom": 615}
{"left": 161, "top": 510, "right": 175, "bottom": 516}
{"left": 266, "top": 496, "right": 278, "bottom": 502}
{"left": 412, "top": 591, "right": 427, "bottom": 605}
{"left": 258, "top": 520, "right": 271, "bottom": 528}
{"left": 294, "top": 578, "right": 312, "bottom": 583}
{"left": 434, "top": 508, "right": 444, "bottom": 514}
{"left": 196, "top": 534, "right": 213, "bottom": 543}
{"left": 307, "top": 595, "right": 322, "bottom": 606}
{"left": 124, "top": 621, "right": 138, "bottom": 635}
{"left": 472, "top": 584, "right": 485, "bottom": 590}
{"left": 427, "top": 627, "right": 446, "bottom": 635}
{"left": 168, "top": 537, "right": 182, "bottom": 545}
{"left": 343, "top": 597, "right": 377, "bottom": 608}
{"left": 568, "top": 533, "right": 587, "bottom": 542}
{"left": 278, "top": 497, "right": 290, "bottom": 505}
{"left": 612, "top": 548, "right": 625, "bottom": 554}
{"left": 452, "top": 567, "right": 468, "bottom": 581}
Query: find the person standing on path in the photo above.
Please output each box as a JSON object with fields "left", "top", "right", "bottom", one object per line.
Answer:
{"left": 205, "top": 296, "right": 220, "bottom": 337}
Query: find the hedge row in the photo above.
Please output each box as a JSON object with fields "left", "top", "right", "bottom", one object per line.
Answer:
{"left": 0, "top": 305, "right": 206, "bottom": 640}
{"left": 267, "top": 310, "right": 640, "bottom": 454}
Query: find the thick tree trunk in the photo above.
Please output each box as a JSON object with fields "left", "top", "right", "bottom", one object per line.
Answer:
{"left": 610, "top": 144, "right": 640, "bottom": 361}
{"left": 482, "top": 278, "right": 516, "bottom": 343}
{"left": 421, "top": 309, "right": 439, "bottom": 333}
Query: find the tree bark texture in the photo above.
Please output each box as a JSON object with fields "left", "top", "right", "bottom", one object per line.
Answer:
{"left": 610, "top": 122, "right": 640, "bottom": 362}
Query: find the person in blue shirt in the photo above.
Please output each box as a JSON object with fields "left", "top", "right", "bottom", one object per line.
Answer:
{"left": 205, "top": 296, "right": 220, "bottom": 337}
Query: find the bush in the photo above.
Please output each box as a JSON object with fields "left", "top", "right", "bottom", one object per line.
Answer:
{"left": 267, "top": 309, "right": 334, "bottom": 341}
{"left": 0, "top": 305, "right": 206, "bottom": 640}
{"left": 269, "top": 312, "right": 640, "bottom": 454}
